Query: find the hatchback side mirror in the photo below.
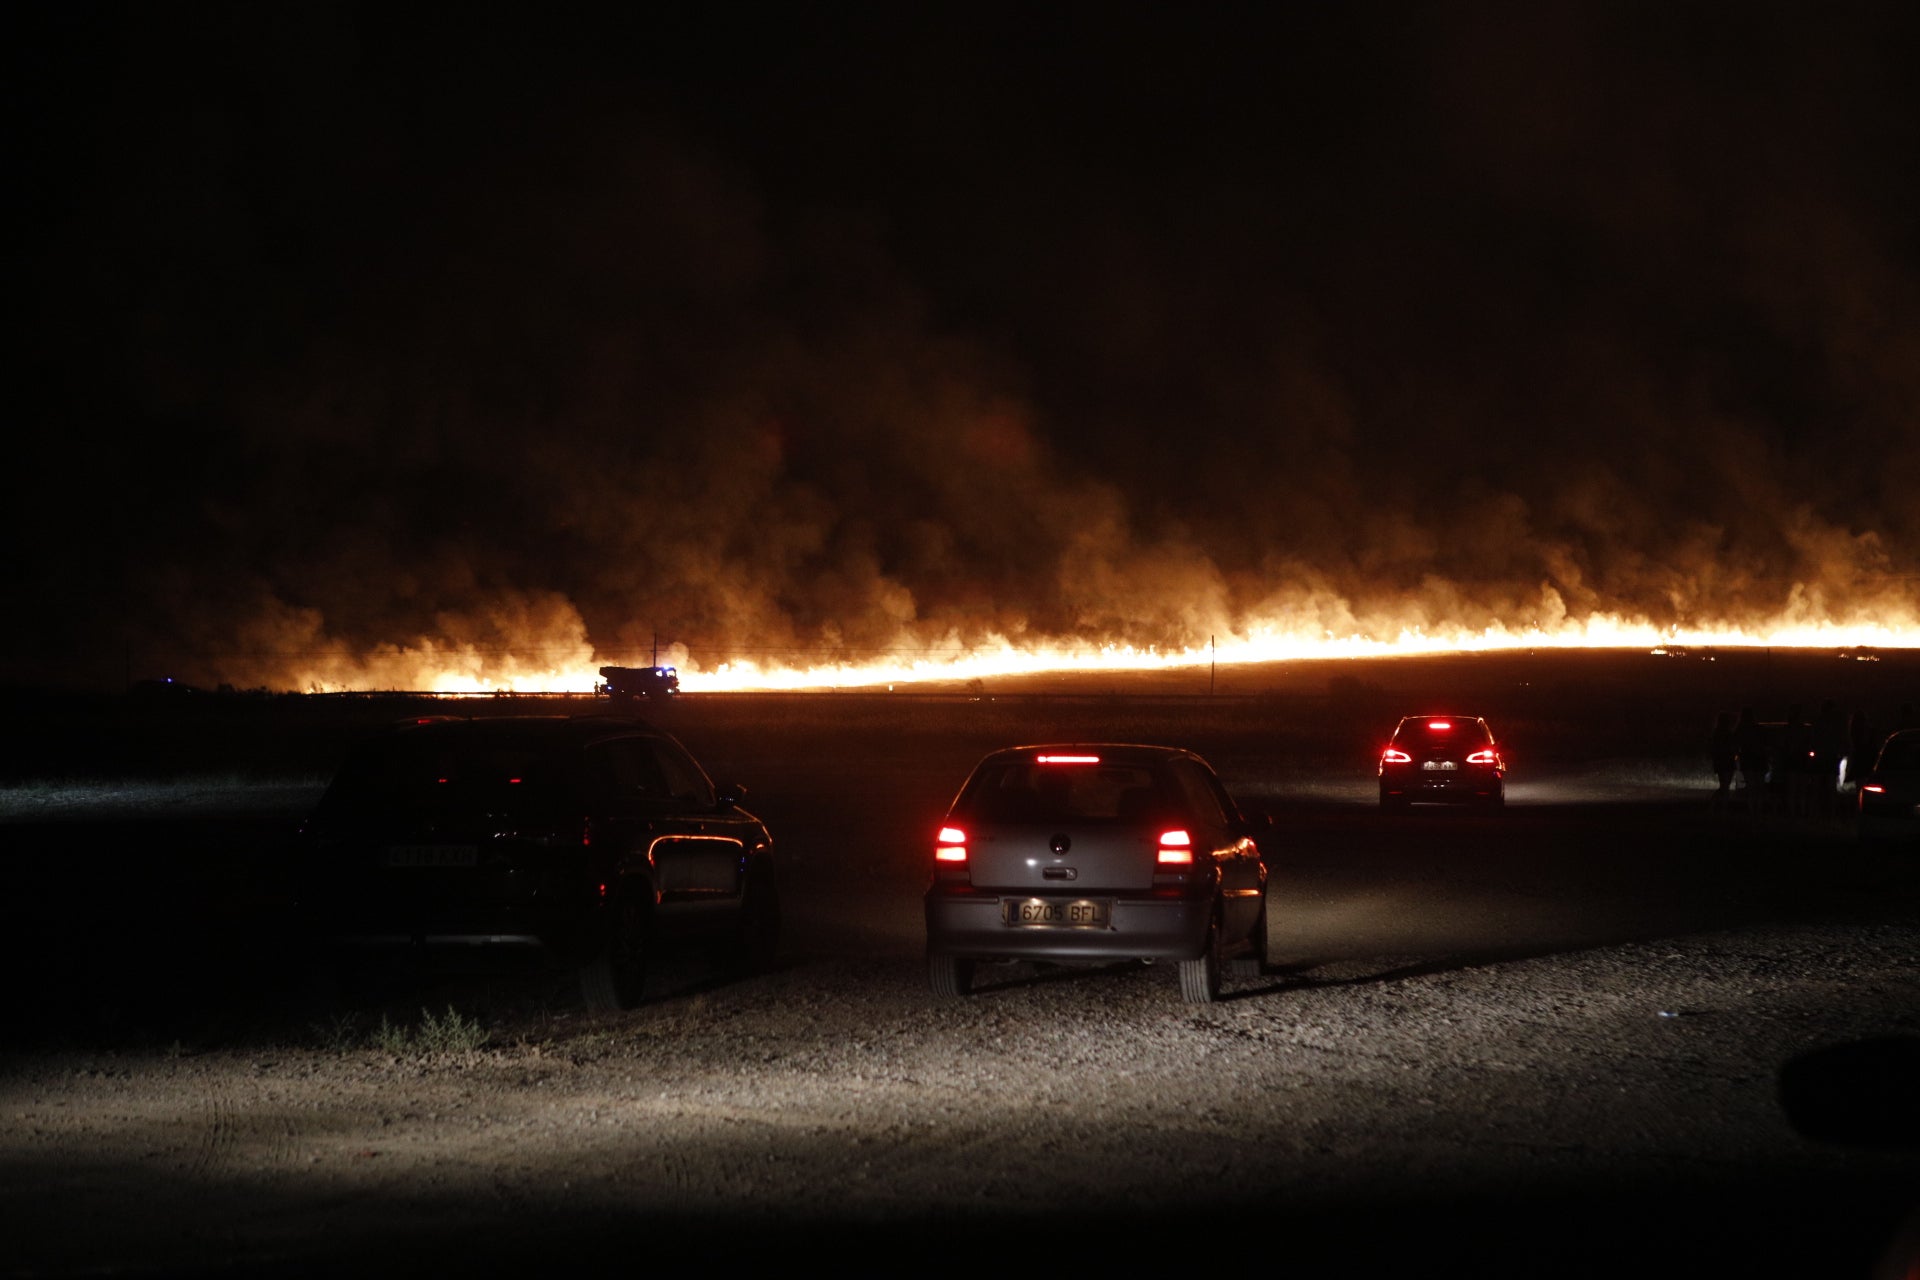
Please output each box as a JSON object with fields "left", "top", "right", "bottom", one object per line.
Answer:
{"left": 717, "top": 783, "right": 748, "bottom": 812}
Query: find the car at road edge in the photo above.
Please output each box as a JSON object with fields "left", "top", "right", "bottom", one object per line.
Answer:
{"left": 296, "top": 714, "right": 776, "bottom": 1011}
{"left": 1856, "top": 728, "right": 1920, "bottom": 845}
{"left": 1378, "top": 714, "right": 1506, "bottom": 810}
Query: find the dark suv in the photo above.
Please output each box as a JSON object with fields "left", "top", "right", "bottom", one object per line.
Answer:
{"left": 1378, "top": 715, "right": 1506, "bottom": 810}
{"left": 297, "top": 715, "right": 775, "bottom": 1010}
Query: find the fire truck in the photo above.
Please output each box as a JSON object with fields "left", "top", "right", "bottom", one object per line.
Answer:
{"left": 596, "top": 665, "right": 680, "bottom": 704}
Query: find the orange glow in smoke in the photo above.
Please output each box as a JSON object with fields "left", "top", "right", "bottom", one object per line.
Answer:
{"left": 277, "top": 612, "right": 1920, "bottom": 694}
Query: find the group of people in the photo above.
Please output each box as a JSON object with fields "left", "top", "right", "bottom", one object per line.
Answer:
{"left": 1710, "top": 701, "right": 1890, "bottom": 820}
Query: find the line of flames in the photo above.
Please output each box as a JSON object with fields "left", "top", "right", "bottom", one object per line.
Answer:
{"left": 404, "top": 617, "right": 1919, "bottom": 696}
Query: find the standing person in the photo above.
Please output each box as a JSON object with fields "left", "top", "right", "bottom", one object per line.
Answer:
{"left": 1848, "top": 710, "right": 1876, "bottom": 787}
{"left": 1736, "top": 708, "right": 1769, "bottom": 816}
{"left": 1780, "top": 705, "right": 1814, "bottom": 821}
{"left": 1811, "top": 699, "right": 1851, "bottom": 819}
{"left": 1710, "top": 712, "right": 1737, "bottom": 811}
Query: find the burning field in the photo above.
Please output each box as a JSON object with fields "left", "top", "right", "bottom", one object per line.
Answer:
{"left": 9, "top": 6, "right": 1920, "bottom": 697}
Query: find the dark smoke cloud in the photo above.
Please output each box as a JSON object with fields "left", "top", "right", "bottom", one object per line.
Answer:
{"left": 7, "top": 2, "right": 1918, "bottom": 689}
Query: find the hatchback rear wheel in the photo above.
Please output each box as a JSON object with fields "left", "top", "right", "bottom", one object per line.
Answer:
{"left": 1258, "top": 883, "right": 1282, "bottom": 971}
{"left": 1179, "top": 913, "right": 1224, "bottom": 1003}
{"left": 928, "top": 952, "right": 974, "bottom": 997}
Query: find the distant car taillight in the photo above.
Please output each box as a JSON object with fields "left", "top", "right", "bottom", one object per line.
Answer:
{"left": 1862, "top": 784, "right": 1886, "bottom": 794}
{"left": 1156, "top": 829, "right": 1193, "bottom": 864}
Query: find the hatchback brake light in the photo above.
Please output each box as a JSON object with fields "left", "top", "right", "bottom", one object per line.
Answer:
{"left": 1036, "top": 754, "right": 1100, "bottom": 765}
{"left": 1427, "top": 720, "right": 1452, "bottom": 731}
{"left": 1156, "top": 829, "right": 1193, "bottom": 864}
{"left": 935, "top": 826, "right": 968, "bottom": 862}
{"left": 1466, "top": 749, "right": 1498, "bottom": 765}
{"left": 1382, "top": 748, "right": 1412, "bottom": 764}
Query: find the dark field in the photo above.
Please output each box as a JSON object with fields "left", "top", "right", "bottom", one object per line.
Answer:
{"left": 1, "top": 649, "right": 1917, "bottom": 1277}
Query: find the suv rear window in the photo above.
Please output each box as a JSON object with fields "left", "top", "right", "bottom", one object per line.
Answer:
{"left": 1396, "top": 718, "right": 1493, "bottom": 745}
{"left": 317, "top": 733, "right": 567, "bottom": 819}
{"left": 954, "top": 760, "right": 1177, "bottom": 824}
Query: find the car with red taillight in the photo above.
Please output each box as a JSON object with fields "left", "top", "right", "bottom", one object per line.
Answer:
{"left": 296, "top": 715, "right": 776, "bottom": 1011}
{"left": 1856, "top": 728, "right": 1920, "bottom": 846}
{"left": 924, "top": 744, "right": 1270, "bottom": 1003}
{"left": 1378, "top": 715, "right": 1506, "bottom": 810}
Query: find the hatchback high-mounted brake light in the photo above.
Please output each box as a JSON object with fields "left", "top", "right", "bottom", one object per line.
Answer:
{"left": 1427, "top": 720, "right": 1452, "bottom": 731}
{"left": 1036, "top": 754, "right": 1101, "bottom": 765}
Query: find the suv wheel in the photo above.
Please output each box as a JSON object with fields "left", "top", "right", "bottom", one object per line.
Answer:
{"left": 730, "top": 862, "right": 781, "bottom": 975}
{"left": 580, "top": 893, "right": 650, "bottom": 1012}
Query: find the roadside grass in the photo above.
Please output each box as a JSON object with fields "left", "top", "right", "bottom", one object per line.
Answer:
{"left": 311, "top": 1005, "right": 491, "bottom": 1058}
{"left": 0, "top": 774, "right": 327, "bottom": 820}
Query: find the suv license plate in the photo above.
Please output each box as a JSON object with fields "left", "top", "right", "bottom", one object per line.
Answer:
{"left": 387, "top": 845, "right": 478, "bottom": 868}
{"left": 1003, "top": 898, "right": 1111, "bottom": 928}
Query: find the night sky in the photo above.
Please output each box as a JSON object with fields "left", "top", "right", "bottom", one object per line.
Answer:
{"left": 9, "top": 2, "right": 1920, "bottom": 689}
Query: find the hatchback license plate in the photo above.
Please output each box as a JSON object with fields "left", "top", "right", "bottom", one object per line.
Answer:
{"left": 1003, "top": 898, "right": 1110, "bottom": 928}
{"left": 1422, "top": 760, "right": 1458, "bottom": 771}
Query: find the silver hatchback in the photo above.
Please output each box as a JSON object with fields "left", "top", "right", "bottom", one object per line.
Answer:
{"left": 923, "top": 744, "right": 1270, "bottom": 1003}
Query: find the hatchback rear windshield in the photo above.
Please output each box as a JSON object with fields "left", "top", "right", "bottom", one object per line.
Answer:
{"left": 954, "top": 760, "right": 1177, "bottom": 824}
